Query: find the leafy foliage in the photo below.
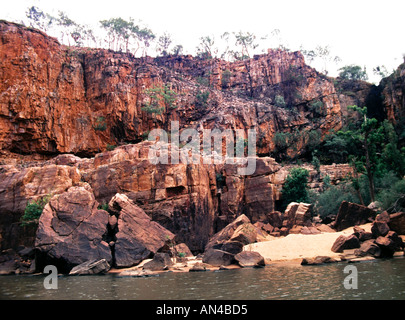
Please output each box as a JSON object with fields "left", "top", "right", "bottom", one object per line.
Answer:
{"left": 221, "top": 69, "right": 232, "bottom": 88}
{"left": 281, "top": 168, "right": 309, "bottom": 209}
{"left": 338, "top": 65, "right": 368, "bottom": 81}
{"left": 94, "top": 116, "right": 107, "bottom": 131}
{"left": 195, "top": 90, "right": 210, "bottom": 108}
{"left": 274, "top": 95, "right": 286, "bottom": 108}
{"left": 142, "top": 84, "right": 177, "bottom": 115}
{"left": 21, "top": 196, "right": 51, "bottom": 226}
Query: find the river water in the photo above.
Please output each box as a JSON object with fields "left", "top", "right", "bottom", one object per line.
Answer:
{"left": 1, "top": 258, "right": 405, "bottom": 300}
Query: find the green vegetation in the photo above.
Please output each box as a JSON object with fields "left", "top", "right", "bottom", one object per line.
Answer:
{"left": 142, "top": 84, "right": 177, "bottom": 115}
{"left": 221, "top": 69, "right": 232, "bottom": 88}
{"left": 94, "top": 116, "right": 107, "bottom": 131}
{"left": 310, "top": 105, "right": 405, "bottom": 217}
{"left": 196, "top": 36, "right": 217, "bottom": 60}
{"left": 338, "top": 65, "right": 368, "bottom": 81}
{"left": 281, "top": 168, "right": 310, "bottom": 210}
{"left": 274, "top": 95, "right": 286, "bottom": 108}
{"left": 21, "top": 195, "right": 51, "bottom": 226}
{"left": 106, "top": 144, "right": 117, "bottom": 151}
{"left": 98, "top": 202, "right": 110, "bottom": 212}
{"left": 195, "top": 90, "right": 210, "bottom": 108}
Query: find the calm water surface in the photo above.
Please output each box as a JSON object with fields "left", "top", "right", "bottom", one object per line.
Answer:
{"left": 1, "top": 258, "right": 405, "bottom": 300}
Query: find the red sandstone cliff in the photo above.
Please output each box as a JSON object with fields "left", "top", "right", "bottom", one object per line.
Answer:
{"left": 0, "top": 20, "right": 344, "bottom": 159}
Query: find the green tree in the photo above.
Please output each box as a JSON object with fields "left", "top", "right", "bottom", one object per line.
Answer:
{"left": 281, "top": 168, "right": 310, "bottom": 209}
{"left": 340, "top": 106, "right": 385, "bottom": 202}
{"left": 196, "top": 35, "right": 217, "bottom": 59}
{"left": 142, "top": 84, "right": 177, "bottom": 130}
{"left": 55, "top": 11, "right": 77, "bottom": 46}
{"left": 233, "top": 31, "right": 259, "bottom": 97}
{"left": 172, "top": 44, "right": 183, "bottom": 56}
{"left": 156, "top": 32, "right": 172, "bottom": 56}
{"left": 338, "top": 65, "right": 368, "bottom": 81}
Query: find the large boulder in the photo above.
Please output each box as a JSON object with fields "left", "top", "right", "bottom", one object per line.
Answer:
{"left": 0, "top": 164, "right": 82, "bottom": 251}
{"left": 284, "top": 202, "right": 313, "bottom": 229}
{"left": 234, "top": 251, "right": 265, "bottom": 267}
{"left": 108, "top": 193, "right": 175, "bottom": 268}
{"left": 143, "top": 253, "right": 173, "bottom": 271}
{"left": 35, "top": 186, "right": 112, "bottom": 273}
{"left": 375, "top": 236, "right": 396, "bottom": 257}
{"left": 202, "top": 249, "right": 235, "bottom": 266}
{"left": 354, "top": 240, "right": 382, "bottom": 258}
{"left": 331, "top": 234, "right": 360, "bottom": 253}
{"left": 388, "top": 212, "right": 405, "bottom": 235}
{"left": 204, "top": 214, "right": 257, "bottom": 254}
{"left": 333, "top": 201, "right": 376, "bottom": 231}
{"left": 371, "top": 221, "right": 390, "bottom": 238}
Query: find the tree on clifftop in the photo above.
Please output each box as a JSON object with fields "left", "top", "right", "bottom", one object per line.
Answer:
{"left": 338, "top": 65, "right": 368, "bottom": 81}
{"left": 233, "top": 31, "right": 258, "bottom": 97}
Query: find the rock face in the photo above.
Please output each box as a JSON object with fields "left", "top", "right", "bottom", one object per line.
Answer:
{"left": 35, "top": 186, "right": 112, "bottom": 273}
{"left": 284, "top": 202, "right": 313, "bottom": 229}
{"left": 0, "top": 21, "right": 343, "bottom": 159}
{"left": 380, "top": 62, "right": 405, "bottom": 127}
{"left": 107, "top": 193, "right": 175, "bottom": 268}
{"left": 0, "top": 164, "right": 81, "bottom": 250}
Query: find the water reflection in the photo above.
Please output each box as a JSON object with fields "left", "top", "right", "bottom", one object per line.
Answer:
{"left": 1, "top": 258, "right": 404, "bottom": 300}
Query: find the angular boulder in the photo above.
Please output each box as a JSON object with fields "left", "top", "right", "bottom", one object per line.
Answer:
{"left": 333, "top": 201, "right": 376, "bottom": 231}
{"left": 143, "top": 253, "right": 173, "bottom": 271}
{"left": 108, "top": 193, "right": 175, "bottom": 268}
{"left": 69, "top": 259, "right": 111, "bottom": 275}
{"left": 234, "top": 251, "right": 265, "bottom": 267}
{"left": 353, "top": 226, "right": 373, "bottom": 241}
{"left": 375, "top": 236, "right": 396, "bottom": 257}
{"left": 371, "top": 221, "right": 390, "bottom": 238}
{"left": 204, "top": 214, "right": 257, "bottom": 255}
{"left": 388, "top": 212, "right": 405, "bottom": 235}
{"left": 202, "top": 249, "right": 235, "bottom": 266}
{"left": 284, "top": 202, "right": 313, "bottom": 229}
{"left": 354, "top": 240, "right": 381, "bottom": 258}
{"left": 35, "top": 186, "right": 112, "bottom": 273}
{"left": 331, "top": 234, "right": 360, "bottom": 253}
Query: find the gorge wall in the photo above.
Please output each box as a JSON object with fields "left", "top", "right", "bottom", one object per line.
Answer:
{"left": 1, "top": 20, "right": 404, "bottom": 256}
{"left": 0, "top": 20, "right": 344, "bottom": 159}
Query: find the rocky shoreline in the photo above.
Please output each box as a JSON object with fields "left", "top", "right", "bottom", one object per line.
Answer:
{"left": 1, "top": 195, "right": 404, "bottom": 276}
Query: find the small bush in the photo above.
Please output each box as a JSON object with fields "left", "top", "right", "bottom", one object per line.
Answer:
{"left": 221, "top": 69, "right": 232, "bottom": 88}
{"left": 106, "top": 144, "right": 116, "bottom": 151}
{"left": 310, "top": 183, "right": 357, "bottom": 218}
{"left": 195, "top": 90, "right": 210, "bottom": 108}
{"left": 21, "top": 196, "right": 51, "bottom": 226}
{"left": 94, "top": 116, "right": 107, "bottom": 131}
{"left": 98, "top": 202, "right": 110, "bottom": 212}
{"left": 274, "top": 95, "right": 286, "bottom": 108}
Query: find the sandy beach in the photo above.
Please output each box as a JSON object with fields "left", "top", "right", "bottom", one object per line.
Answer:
{"left": 244, "top": 223, "right": 373, "bottom": 262}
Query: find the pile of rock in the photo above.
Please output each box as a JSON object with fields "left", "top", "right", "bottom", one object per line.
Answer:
{"left": 331, "top": 211, "right": 405, "bottom": 259}
{"left": 201, "top": 214, "right": 265, "bottom": 268}
{"left": 253, "top": 202, "right": 327, "bottom": 238}
{"left": 0, "top": 246, "right": 36, "bottom": 275}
